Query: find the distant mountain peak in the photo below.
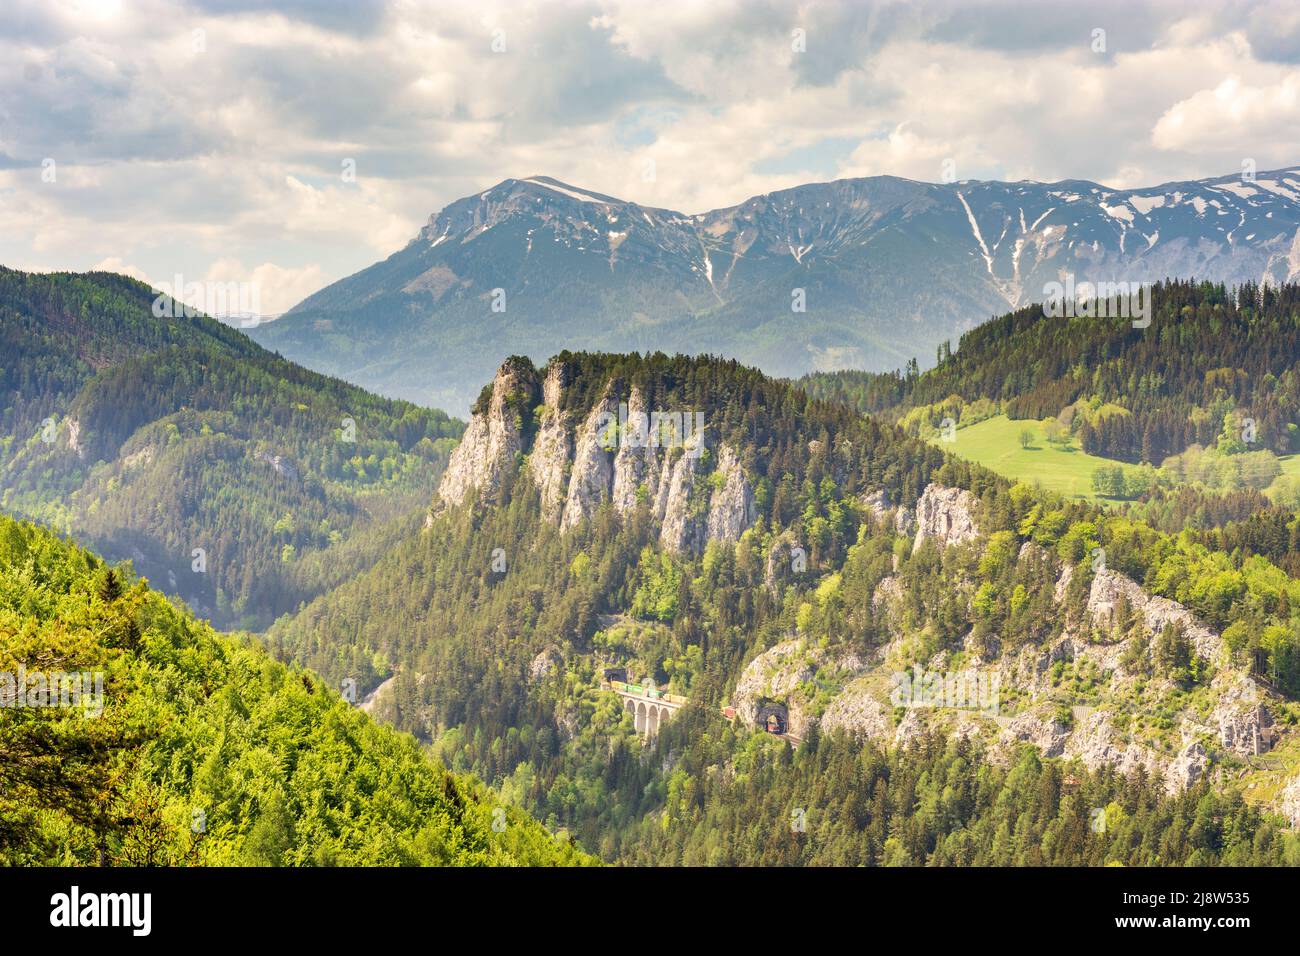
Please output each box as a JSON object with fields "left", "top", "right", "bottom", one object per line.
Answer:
{"left": 254, "top": 163, "right": 1300, "bottom": 416}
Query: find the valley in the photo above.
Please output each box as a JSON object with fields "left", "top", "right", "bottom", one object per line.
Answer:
{"left": 0, "top": 268, "right": 462, "bottom": 631}
{"left": 8, "top": 0, "right": 1300, "bottom": 923}
{"left": 8, "top": 269, "right": 1300, "bottom": 867}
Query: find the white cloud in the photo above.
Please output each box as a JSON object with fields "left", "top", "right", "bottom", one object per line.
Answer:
{"left": 90, "top": 256, "right": 152, "bottom": 281}
{"left": 1, "top": 0, "right": 1297, "bottom": 309}
{"left": 203, "top": 258, "right": 330, "bottom": 316}
{"left": 1154, "top": 72, "right": 1300, "bottom": 153}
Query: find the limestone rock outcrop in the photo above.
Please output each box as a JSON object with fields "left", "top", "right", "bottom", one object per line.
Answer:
{"left": 819, "top": 677, "right": 892, "bottom": 742}
{"left": 530, "top": 362, "right": 572, "bottom": 522}
{"left": 437, "top": 358, "right": 757, "bottom": 555}
{"left": 560, "top": 393, "right": 618, "bottom": 531}
{"left": 657, "top": 449, "right": 702, "bottom": 554}
{"left": 764, "top": 529, "right": 804, "bottom": 591}
{"left": 1062, "top": 711, "right": 1165, "bottom": 784}
{"left": 438, "top": 356, "right": 537, "bottom": 507}
{"left": 860, "top": 489, "right": 891, "bottom": 521}
{"left": 1280, "top": 774, "right": 1300, "bottom": 828}
{"left": 254, "top": 449, "right": 300, "bottom": 483}
{"left": 912, "top": 483, "right": 980, "bottom": 552}
{"left": 528, "top": 646, "right": 563, "bottom": 683}
{"left": 893, "top": 709, "right": 927, "bottom": 749}
{"left": 1001, "top": 713, "right": 1070, "bottom": 757}
{"left": 1166, "top": 741, "right": 1209, "bottom": 793}
{"left": 1087, "top": 569, "right": 1224, "bottom": 662}
{"left": 610, "top": 386, "right": 661, "bottom": 514}
{"left": 733, "top": 639, "right": 818, "bottom": 737}
{"left": 67, "top": 418, "right": 84, "bottom": 458}
{"left": 1210, "top": 672, "right": 1275, "bottom": 757}
{"left": 705, "top": 445, "right": 755, "bottom": 542}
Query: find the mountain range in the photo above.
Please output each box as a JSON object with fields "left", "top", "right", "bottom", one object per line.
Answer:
{"left": 251, "top": 166, "right": 1300, "bottom": 415}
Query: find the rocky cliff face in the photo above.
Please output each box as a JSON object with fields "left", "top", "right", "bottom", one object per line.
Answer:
{"left": 820, "top": 677, "right": 892, "bottom": 742}
{"left": 912, "top": 483, "right": 981, "bottom": 552}
{"left": 438, "top": 356, "right": 537, "bottom": 507}
{"left": 705, "top": 445, "right": 755, "bottom": 542}
{"left": 751, "top": 518, "right": 1291, "bottom": 804}
{"left": 763, "top": 529, "right": 803, "bottom": 592}
{"left": 253, "top": 449, "right": 300, "bottom": 483}
{"left": 732, "top": 639, "right": 824, "bottom": 738}
{"left": 531, "top": 362, "right": 572, "bottom": 523}
{"left": 610, "top": 386, "right": 660, "bottom": 515}
{"left": 1087, "top": 569, "right": 1224, "bottom": 662}
{"left": 66, "top": 418, "right": 84, "bottom": 459}
{"left": 1208, "top": 673, "right": 1276, "bottom": 757}
{"left": 1281, "top": 774, "right": 1300, "bottom": 828}
{"left": 437, "top": 358, "right": 756, "bottom": 555}
{"left": 559, "top": 394, "right": 618, "bottom": 531}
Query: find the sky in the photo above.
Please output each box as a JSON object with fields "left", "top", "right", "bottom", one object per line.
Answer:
{"left": 3, "top": 0, "right": 1300, "bottom": 315}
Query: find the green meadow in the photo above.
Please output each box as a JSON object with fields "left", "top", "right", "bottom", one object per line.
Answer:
{"left": 927, "top": 414, "right": 1139, "bottom": 502}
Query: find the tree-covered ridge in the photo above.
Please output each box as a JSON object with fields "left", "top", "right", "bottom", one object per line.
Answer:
{"left": 485, "top": 349, "right": 956, "bottom": 519}
{"left": 0, "top": 513, "right": 589, "bottom": 866}
{"left": 0, "top": 266, "right": 256, "bottom": 440}
{"left": 0, "top": 267, "right": 463, "bottom": 629}
{"left": 270, "top": 353, "right": 1300, "bottom": 864}
{"left": 800, "top": 279, "right": 1300, "bottom": 465}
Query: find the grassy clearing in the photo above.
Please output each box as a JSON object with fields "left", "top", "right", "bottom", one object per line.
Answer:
{"left": 1276, "top": 454, "right": 1300, "bottom": 481}
{"left": 927, "top": 414, "right": 1140, "bottom": 502}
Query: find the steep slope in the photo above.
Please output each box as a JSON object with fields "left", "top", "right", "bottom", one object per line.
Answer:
{"left": 252, "top": 167, "right": 1300, "bottom": 415}
{"left": 269, "top": 352, "right": 1300, "bottom": 864}
{"left": 0, "top": 513, "right": 589, "bottom": 866}
{"left": 0, "top": 267, "right": 462, "bottom": 629}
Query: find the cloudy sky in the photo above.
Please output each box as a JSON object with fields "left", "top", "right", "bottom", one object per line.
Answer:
{"left": 3, "top": 0, "right": 1300, "bottom": 313}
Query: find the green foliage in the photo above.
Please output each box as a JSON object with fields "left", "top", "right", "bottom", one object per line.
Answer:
{"left": 630, "top": 548, "right": 682, "bottom": 623}
{"left": 266, "top": 352, "right": 1300, "bottom": 865}
{"left": 0, "top": 513, "right": 589, "bottom": 867}
{"left": 802, "top": 280, "right": 1300, "bottom": 467}
{"left": 618, "top": 730, "right": 1296, "bottom": 866}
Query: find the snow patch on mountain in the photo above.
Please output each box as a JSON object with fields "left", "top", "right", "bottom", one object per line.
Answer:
{"left": 522, "top": 177, "right": 612, "bottom": 205}
{"left": 1102, "top": 203, "right": 1134, "bottom": 223}
{"left": 1257, "top": 178, "right": 1300, "bottom": 202}
{"left": 956, "top": 190, "right": 993, "bottom": 274}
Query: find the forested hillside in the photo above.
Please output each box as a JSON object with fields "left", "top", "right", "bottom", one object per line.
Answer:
{"left": 0, "top": 268, "right": 463, "bottom": 629}
{"left": 0, "top": 513, "right": 588, "bottom": 866}
{"left": 802, "top": 280, "right": 1300, "bottom": 460}
{"left": 268, "top": 352, "right": 1300, "bottom": 864}
{"left": 801, "top": 280, "right": 1300, "bottom": 536}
